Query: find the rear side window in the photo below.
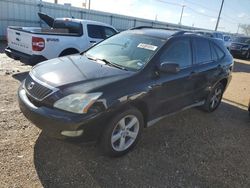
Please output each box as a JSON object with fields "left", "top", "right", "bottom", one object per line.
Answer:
{"left": 194, "top": 38, "right": 211, "bottom": 64}
{"left": 210, "top": 42, "right": 225, "bottom": 60}
{"left": 215, "top": 33, "right": 223, "bottom": 40}
{"left": 87, "top": 24, "right": 104, "bottom": 39}
{"left": 160, "top": 38, "right": 192, "bottom": 68}
{"left": 210, "top": 44, "right": 218, "bottom": 61}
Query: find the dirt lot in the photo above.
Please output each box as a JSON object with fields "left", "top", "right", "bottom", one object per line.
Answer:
{"left": 0, "top": 42, "right": 250, "bottom": 188}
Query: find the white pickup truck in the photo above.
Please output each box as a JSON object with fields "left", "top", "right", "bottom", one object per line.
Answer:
{"left": 5, "top": 13, "right": 117, "bottom": 64}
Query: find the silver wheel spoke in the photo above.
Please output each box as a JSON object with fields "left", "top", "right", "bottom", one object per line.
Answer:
{"left": 127, "top": 131, "right": 137, "bottom": 139}
{"left": 214, "top": 97, "right": 219, "bottom": 103}
{"left": 119, "top": 137, "right": 126, "bottom": 150}
{"left": 126, "top": 117, "right": 137, "bottom": 129}
{"left": 119, "top": 118, "right": 126, "bottom": 129}
{"left": 211, "top": 99, "right": 215, "bottom": 108}
{"left": 112, "top": 132, "right": 121, "bottom": 143}
{"left": 111, "top": 115, "right": 140, "bottom": 152}
{"left": 215, "top": 89, "right": 222, "bottom": 96}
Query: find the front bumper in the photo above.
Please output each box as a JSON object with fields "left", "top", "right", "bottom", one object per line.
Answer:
{"left": 18, "top": 88, "right": 106, "bottom": 140}
{"left": 5, "top": 47, "right": 47, "bottom": 65}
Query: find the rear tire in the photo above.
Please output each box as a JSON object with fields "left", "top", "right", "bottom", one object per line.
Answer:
{"left": 99, "top": 107, "right": 144, "bottom": 157}
{"left": 202, "top": 82, "right": 224, "bottom": 112}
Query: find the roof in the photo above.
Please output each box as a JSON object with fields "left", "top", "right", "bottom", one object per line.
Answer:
{"left": 124, "top": 26, "right": 228, "bottom": 42}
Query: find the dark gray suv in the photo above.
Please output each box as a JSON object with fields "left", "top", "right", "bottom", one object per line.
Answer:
{"left": 18, "top": 27, "right": 234, "bottom": 157}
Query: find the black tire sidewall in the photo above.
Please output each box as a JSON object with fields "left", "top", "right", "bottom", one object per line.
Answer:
{"left": 100, "top": 107, "right": 144, "bottom": 157}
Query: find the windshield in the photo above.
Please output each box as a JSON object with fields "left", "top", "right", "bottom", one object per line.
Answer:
{"left": 85, "top": 32, "right": 165, "bottom": 71}
{"left": 232, "top": 37, "right": 250, "bottom": 44}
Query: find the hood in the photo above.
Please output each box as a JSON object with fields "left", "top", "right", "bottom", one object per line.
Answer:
{"left": 31, "top": 55, "right": 133, "bottom": 90}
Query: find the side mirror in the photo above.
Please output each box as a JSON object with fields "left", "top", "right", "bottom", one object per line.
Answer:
{"left": 158, "top": 62, "right": 180, "bottom": 73}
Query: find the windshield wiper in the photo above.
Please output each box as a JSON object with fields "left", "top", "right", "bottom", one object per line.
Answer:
{"left": 85, "top": 53, "right": 96, "bottom": 61}
{"left": 85, "top": 53, "right": 128, "bottom": 71}
{"left": 99, "top": 58, "right": 128, "bottom": 71}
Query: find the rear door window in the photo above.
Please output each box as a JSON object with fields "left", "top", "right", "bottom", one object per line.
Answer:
{"left": 87, "top": 24, "right": 104, "bottom": 39}
{"left": 104, "top": 27, "right": 117, "bottom": 38}
{"left": 87, "top": 25, "right": 117, "bottom": 39}
{"left": 194, "top": 37, "right": 211, "bottom": 64}
{"left": 160, "top": 38, "right": 192, "bottom": 69}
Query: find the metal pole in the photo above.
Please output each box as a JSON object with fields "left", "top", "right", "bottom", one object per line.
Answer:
{"left": 215, "top": 0, "right": 224, "bottom": 31}
{"left": 179, "top": 5, "right": 185, "bottom": 25}
{"left": 236, "top": 24, "right": 240, "bottom": 34}
{"left": 88, "top": 0, "right": 91, "bottom": 9}
{"left": 39, "top": 0, "right": 42, "bottom": 27}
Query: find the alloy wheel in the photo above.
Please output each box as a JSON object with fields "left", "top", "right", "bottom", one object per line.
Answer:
{"left": 111, "top": 115, "right": 140, "bottom": 152}
{"left": 210, "top": 87, "right": 222, "bottom": 109}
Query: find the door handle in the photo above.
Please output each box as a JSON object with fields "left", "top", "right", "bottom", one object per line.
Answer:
{"left": 90, "top": 40, "right": 97, "bottom": 43}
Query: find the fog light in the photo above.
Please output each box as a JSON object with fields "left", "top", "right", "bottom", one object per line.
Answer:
{"left": 61, "top": 130, "right": 83, "bottom": 137}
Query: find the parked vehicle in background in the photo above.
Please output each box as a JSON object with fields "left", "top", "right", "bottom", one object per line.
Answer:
{"left": 229, "top": 36, "right": 250, "bottom": 59}
{"left": 195, "top": 30, "right": 224, "bottom": 41}
{"left": 5, "top": 13, "right": 117, "bottom": 64}
{"left": 18, "top": 27, "right": 233, "bottom": 157}
{"left": 195, "top": 30, "right": 234, "bottom": 48}
{"left": 223, "top": 35, "right": 232, "bottom": 49}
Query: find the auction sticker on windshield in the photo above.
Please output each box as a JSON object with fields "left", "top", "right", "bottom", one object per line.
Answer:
{"left": 137, "top": 43, "right": 158, "bottom": 51}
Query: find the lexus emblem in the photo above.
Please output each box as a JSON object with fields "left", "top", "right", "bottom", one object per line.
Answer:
{"left": 27, "top": 82, "right": 35, "bottom": 90}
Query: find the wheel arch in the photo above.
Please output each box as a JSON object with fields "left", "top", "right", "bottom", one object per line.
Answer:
{"left": 59, "top": 48, "right": 80, "bottom": 57}
{"left": 129, "top": 100, "right": 148, "bottom": 127}
{"left": 219, "top": 78, "right": 228, "bottom": 90}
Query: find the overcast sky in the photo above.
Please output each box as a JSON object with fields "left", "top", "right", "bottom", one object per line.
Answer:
{"left": 43, "top": 0, "right": 250, "bottom": 33}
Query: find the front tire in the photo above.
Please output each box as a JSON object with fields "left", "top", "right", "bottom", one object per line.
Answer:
{"left": 245, "top": 50, "right": 250, "bottom": 60}
{"left": 203, "top": 82, "right": 224, "bottom": 112}
{"left": 100, "top": 107, "right": 144, "bottom": 157}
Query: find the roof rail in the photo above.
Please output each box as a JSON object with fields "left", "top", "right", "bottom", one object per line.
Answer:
{"left": 130, "top": 26, "right": 182, "bottom": 31}
{"left": 171, "top": 30, "right": 200, "bottom": 36}
{"left": 130, "top": 26, "right": 204, "bottom": 37}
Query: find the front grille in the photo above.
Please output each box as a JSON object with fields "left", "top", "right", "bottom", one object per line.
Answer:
{"left": 231, "top": 44, "right": 242, "bottom": 50}
{"left": 24, "top": 75, "right": 53, "bottom": 100}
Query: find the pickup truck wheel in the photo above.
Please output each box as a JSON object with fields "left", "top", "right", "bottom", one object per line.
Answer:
{"left": 203, "top": 83, "right": 224, "bottom": 112}
{"left": 100, "top": 107, "right": 143, "bottom": 157}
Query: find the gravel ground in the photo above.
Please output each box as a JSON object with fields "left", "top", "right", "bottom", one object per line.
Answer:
{"left": 0, "top": 42, "right": 250, "bottom": 188}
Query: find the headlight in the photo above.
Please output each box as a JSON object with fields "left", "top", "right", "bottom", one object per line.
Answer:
{"left": 242, "top": 47, "right": 248, "bottom": 51}
{"left": 53, "top": 93, "right": 102, "bottom": 114}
